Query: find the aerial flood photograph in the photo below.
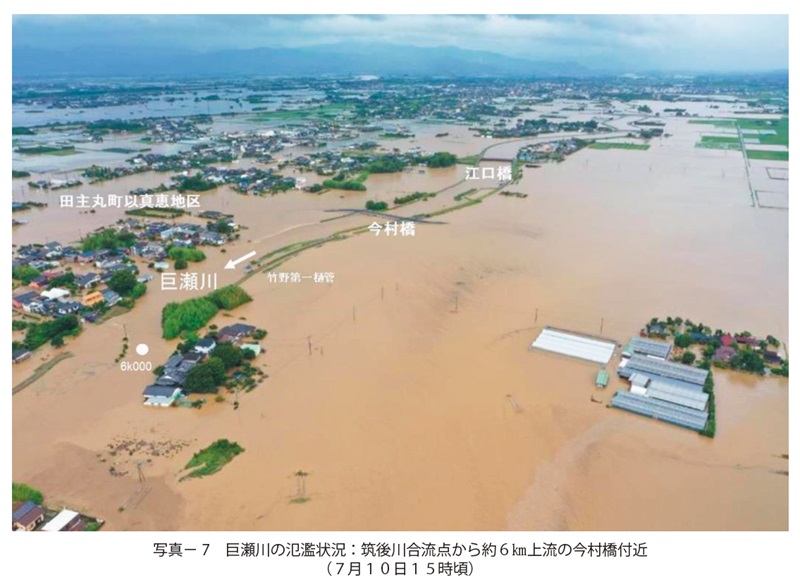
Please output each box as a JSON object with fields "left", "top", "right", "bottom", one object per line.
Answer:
{"left": 10, "top": 14, "right": 789, "bottom": 533}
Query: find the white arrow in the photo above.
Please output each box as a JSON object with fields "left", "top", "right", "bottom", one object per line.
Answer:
{"left": 224, "top": 250, "right": 257, "bottom": 270}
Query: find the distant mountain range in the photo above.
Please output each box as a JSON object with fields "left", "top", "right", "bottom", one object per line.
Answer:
{"left": 13, "top": 42, "right": 591, "bottom": 78}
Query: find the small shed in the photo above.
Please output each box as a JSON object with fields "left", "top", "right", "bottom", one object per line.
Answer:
{"left": 629, "top": 373, "right": 650, "bottom": 395}
{"left": 595, "top": 368, "right": 609, "bottom": 388}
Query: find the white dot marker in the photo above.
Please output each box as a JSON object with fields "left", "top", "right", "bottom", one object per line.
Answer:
{"left": 135, "top": 343, "right": 149, "bottom": 356}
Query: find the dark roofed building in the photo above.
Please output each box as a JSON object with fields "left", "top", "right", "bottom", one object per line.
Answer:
{"left": 713, "top": 346, "right": 737, "bottom": 363}
{"left": 156, "top": 369, "right": 186, "bottom": 387}
{"left": 164, "top": 354, "right": 184, "bottom": 369}
{"left": 183, "top": 351, "right": 204, "bottom": 364}
{"left": 217, "top": 323, "right": 256, "bottom": 343}
{"left": 12, "top": 500, "right": 46, "bottom": 531}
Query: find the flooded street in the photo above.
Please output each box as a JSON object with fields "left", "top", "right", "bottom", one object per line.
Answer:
{"left": 12, "top": 115, "right": 788, "bottom": 531}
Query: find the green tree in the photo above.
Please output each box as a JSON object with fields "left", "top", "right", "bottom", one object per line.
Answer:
{"left": 206, "top": 357, "right": 227, "bottom": 384}
{"left": 174, "top": 258, "right": 188, "bottom": 270}
{"left": 168, "top": 246, "right": 206, "bottom": 262}
{"left": 161, "top": 297, "right": 219, "bottom": 339}
{"left": 425, "top": 152, "right": 458, "bottom": 168}
{"left": 211, "top": 343, "right": 243, "bottom": 369}
{"left": 674, "top": 334, "right": 693, "bottom": 349}
{"left": 207, "top": 285, "right": 252, "bottom": 310}
{"left": 51, "top": 335, "right": 65, "bottom": 348}
{"left": 47, "top": 272, "right": 76, "bottom": 288}
{"left": 12, "top": 482, "right": 44, "bottom": 505}
{"left": 365, "top": 200, "right": 388, "bottom": 211}
{"left": 731, "top": 349, "right": 765, "bottom": 374}
{"left": 109, "top": 269, "right": 137, "bottom": 295}
{"left": 25, "top": 315, "right": 80, "bottom": 350}
{"left": 12, "top": 265, "right": 41, "bottom": 284}
{"left": 81, "top": 228, "right": 136, "bottom": 251}
{"left": 184, "top": 364, "right": 217, "bottom": 394}
{"left": 681, "top": 351, "right": 696, "bottom": 365}
{"left": 211, "top": 219, "right": 233, "bottom": 234}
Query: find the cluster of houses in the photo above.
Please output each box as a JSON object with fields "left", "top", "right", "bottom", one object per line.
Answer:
{"left": 136, "top": 218, "right": 230, "bottom": 248}
{"left": 184, "top": 165, "right": 298, "bottom": 195}
{"left": 646, "top": 322, "right": 785, "bottom": 368}
{"left": 143, "top": 323, "right": 260, "bottom": 407}
{"left": 712, "top": 333, "right": 784, "bottom": 367}
{"left": 27, "top": 178, "right": 83, "bottom": 190}
{"left": 12, "top": 502, "right": 91, "bottom": 532}
{"left": 517, "top": 138, "right": 584, "bottom": 164}
{"left": 12, "top": 242, "right": 140, "bottom": 322}
{"left": 84, "top": 124, "right": 335, "bottom": 186}
{"left": 12, "top": 218, "right": 238, "bottom": 362}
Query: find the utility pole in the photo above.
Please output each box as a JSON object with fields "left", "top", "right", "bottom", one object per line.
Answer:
{"left": 381, "top": 286, "right": 384, "bottom": 301}
{"left": 307, "top": 336, "right": 312, "bottom": 356}
{"left": 534, "top": 308, "right": 538, "bottom": 323}
{"left": 600, "top": 318, "right": 605, "bottom": 335}
{"left": 454, "top": 296, "right": 459, "bottom": 313}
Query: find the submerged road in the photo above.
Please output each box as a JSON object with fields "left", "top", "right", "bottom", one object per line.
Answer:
{"left": 325, "top": 209, "right": 447, "bottom": 224}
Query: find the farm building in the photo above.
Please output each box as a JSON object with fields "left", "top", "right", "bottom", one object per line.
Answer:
{"left": 529, "top": 327, "right": 616, "bottom": 365}
{"left": 622, "top": 337, "right": 672, "bottom": 360}
{"left": 42, "top": 509, "right": 84, "bottom": 532}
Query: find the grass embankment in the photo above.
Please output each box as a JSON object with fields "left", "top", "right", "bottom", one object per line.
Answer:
{"left": 12, "top": 352, "right": 75, "bottom": 395}
{"left": 588, "top": 142, "right": 650, "bottom": 151}
{"left": 453, "top": 188, "right": 478, "bottom": 201}
{"left": 181, "top": 439, "right": 244, "bottom": 481}
{"left": 237, "top": 234, "right": 349, "bottom": 284}
{"left": 456, "top": 154, "right": 481, "bottom": 166}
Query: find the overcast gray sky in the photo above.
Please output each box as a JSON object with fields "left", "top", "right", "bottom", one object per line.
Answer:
{"left": 12, "top": 14, "right": 789, "bottom": 72}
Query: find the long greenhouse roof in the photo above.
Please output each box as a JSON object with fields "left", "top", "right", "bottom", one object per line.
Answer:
{"left": 628, "top": 337, "right": 673, "bottom": 359}
{"left": 609, "top": 390, "right": 709, "bottom": 431}
{"left": 619, "top": 355, "right": 709, "bottom": 386}
{"left": 530, "top": 327, "right": 616, "bottom": 365}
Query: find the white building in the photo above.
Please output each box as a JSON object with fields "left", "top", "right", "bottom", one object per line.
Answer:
{"left": 41, "top": 287, "right": 70, "bottom": 301}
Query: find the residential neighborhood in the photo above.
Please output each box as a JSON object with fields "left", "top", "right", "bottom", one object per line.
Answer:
{"left": 12, "top": 213, "right": 241, "bottom": 360}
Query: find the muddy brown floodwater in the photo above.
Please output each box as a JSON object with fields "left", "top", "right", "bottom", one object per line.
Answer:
{"left": 12, "top": 116, "right": 787, "bottom": 531}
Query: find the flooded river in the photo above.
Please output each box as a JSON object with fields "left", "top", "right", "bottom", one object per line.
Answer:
{"left": 12, "top": 114, "right": 788, "bottom": 531}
